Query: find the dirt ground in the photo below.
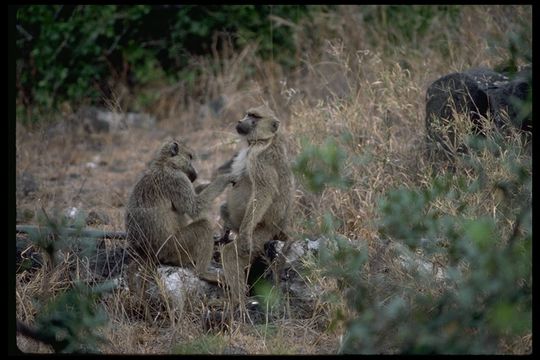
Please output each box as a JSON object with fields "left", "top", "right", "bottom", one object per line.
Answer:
{"left": 15, "top": 115, "right": 241, "bottom": 235}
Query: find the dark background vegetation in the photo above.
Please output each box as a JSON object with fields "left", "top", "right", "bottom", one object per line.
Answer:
{"left": 16, "top": 5, "right": 316, "bottom": 116}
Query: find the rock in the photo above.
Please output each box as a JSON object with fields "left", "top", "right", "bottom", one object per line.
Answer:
{"left": 248, "top": 237, "right": 325, "bottom": 319}
{"left": 487, "top": 76, "right": 531, "bottom": 131}
{"left": 425, "top": 72, "right": 489, "bottom": 157}
{"left": 464, "top": 67, "right": 509, "bottom": 87}
{"left": 465, "top": 66, "right": 531, "bottom": 131}
{"left": 222, "top": 345, "right": 248, "bottom": 355}
{"left": 132, "top": 266, "right": 214, "bottom": 316}
{"left": 65, "top": 206, "right": 81, "bottom": 220}
{"left": 87, "top": 244, "right": 130, "bottom": 279}
{"left": 123, "top": 236, "right": 325, "bottom": 323}
{"left": 425, "top": 66, "right": 532, "bottom": 159}
{"left": 125, "top": 112, "right": 157, "bottom": 129}
{"left": 277, "top": 238, "right": 325, "bottom": 319}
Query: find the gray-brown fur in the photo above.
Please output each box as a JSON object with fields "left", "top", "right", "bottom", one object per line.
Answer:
{"left": 125, "top": 138, "right": 234, "bottom": 278}
{"left": 218, "top": 105, "right": 294, "bottom": 306}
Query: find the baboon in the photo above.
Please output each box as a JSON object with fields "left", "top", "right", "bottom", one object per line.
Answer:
{"left": 125, "top": 138, "right": 234, "bottom": 280}
{"left": 218, "top": 105, "right": 293, "bottom": 306}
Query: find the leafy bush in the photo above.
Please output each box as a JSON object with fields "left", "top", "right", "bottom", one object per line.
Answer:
{"left": 293, "top": 137, "right": 353, "bottom": 194}
{"left": 294, "top": 124, "right": 531, "bottom": 354}
{"left": 16, "top": 5, "right": 314, "bottom": 117}
{"left": 16, "top": 6, "right": 151, "bottom": 110}
{"left": 31, "top": 283, "right": 111, "bottom": 353}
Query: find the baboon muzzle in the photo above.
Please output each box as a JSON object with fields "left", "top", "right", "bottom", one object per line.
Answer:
{"left": 236, "top": 121, "right": 250, "bottom": 135}
{"left": 186, "top": 166, "right": 198, "bottom": 182}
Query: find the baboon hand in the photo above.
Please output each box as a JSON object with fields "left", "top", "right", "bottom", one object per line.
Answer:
{"left": 222, "top": 172, "right": 239, "bottom": 184}
{"left": 235, "top": 234, "right": 253, "bottom": 255}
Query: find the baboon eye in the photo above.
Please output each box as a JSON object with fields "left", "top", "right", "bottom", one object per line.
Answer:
{"left": 247, "top": 112, "right": 262, "bottom": 119}
{"left": 188, "top": 153, "right": 193, "bottom": 160}
{"left": 170, "top": 142, "right": 179, "bottom": 156}
{"left": 271, "top": 120, "right": 280, "bottom": 132}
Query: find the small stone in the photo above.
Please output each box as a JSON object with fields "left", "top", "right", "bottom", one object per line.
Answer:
{"left": 223, "top": 345, "right": 248, "bottom": 355}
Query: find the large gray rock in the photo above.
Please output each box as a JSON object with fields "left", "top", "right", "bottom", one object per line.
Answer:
{"left": 425, "top": 65, "right": 531, "bottom": 159}
{"left": 485, "top": 66, "right": 532, "bottom": 131}
{"left": 249, "top": 237, "right": 325, "bottom": 320}
{"left": 426, "top": 72, "right": 489, "bottom": 157}
{"left": 128, "top": 265, "right": 215, "bottom": 319}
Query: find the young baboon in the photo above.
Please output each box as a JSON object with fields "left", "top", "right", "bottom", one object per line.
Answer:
{"left": 218, "top": 105, "right": 293, "bottom": 306}
{"left": 125, "top": 138, "right": 234, "bottom": 280}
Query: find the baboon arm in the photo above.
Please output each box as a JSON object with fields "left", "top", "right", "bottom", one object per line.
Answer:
{"left": 169, "top": 175, "right": 199, "bottom": 217}
{"left": 167, "top": 173, "right": 231, "bottom": 219}
{"left": 194, "top": 182, "right": 210, "bottom": 194}
{"left": 215, "top": 156, "right": 235, "bottom": 175}
{"left": 192, "top": 174, "right": 232, "bottom": 217}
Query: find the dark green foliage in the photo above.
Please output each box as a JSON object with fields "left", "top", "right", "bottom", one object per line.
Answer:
{"left": 33, "top": 282, "right": 112, "bottom": 353}
{"left": 16, "top": 6, "right": 151, "bottom": 111}
{"left": 16, "top": 5, "right": 313, "bottom": 117}
{"left": 293, "top": 138, "right": 353, "bottom": 193}
{"left": 375, "top": 172, "right": 529, "bottom": 353}
{"left": 341, "top": 148, "right": 531, "bottom": 353}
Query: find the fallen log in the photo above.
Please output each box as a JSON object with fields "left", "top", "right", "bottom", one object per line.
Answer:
{"left": 16, "top": 225, "right": 126, "bottom": 240}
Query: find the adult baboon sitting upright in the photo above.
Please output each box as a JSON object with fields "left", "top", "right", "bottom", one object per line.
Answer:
{"left": 125, "top": 138, "right": 234, "bottom": 280}
{"left": 217, "top": 105, "right": 294, "bottom": 306}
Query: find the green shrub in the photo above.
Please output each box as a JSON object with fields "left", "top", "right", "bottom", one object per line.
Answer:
{"left": 293, "top": 124, "right": 531, "bottom": 354}
{"left": 293, "top": 137, "right": 353, "bottom": 194}
{"left": 32, "top": 282, "right": 111, "bottom": 353}
{"left": 16, "top": 5, "right": 314, "bottom": 117}
{"left": 331, "top": 141, "right": 530, "bottom": 353}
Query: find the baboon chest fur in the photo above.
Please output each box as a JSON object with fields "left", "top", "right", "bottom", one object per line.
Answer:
{"left": 225, "top": 137, "right": 292, "bottom": 235}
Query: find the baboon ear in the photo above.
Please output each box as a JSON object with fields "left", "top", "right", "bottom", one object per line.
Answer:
{"left": 271, "top": 119, "right": 280, "bottom": 132}
{"left": 170, "top": 142, "right": 179, "bottom": 156}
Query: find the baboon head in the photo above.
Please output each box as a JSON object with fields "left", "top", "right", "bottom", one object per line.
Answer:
{"left": 236, "top": 105, "right": 280, "bottom": 143}
{"left": 156, "top": 138, "right": 197, "bottom": 182}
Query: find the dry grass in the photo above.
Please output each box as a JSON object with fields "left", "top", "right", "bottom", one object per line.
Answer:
{"left": 15, "top": 5, "right": 531, "bottom": 354}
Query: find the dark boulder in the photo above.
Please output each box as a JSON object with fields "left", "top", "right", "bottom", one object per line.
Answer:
{"left": 425, "top": 66, "right": 531, "bottom": 159}
{"left": 426, "top": 72, "right": 489, "bottom": 157}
